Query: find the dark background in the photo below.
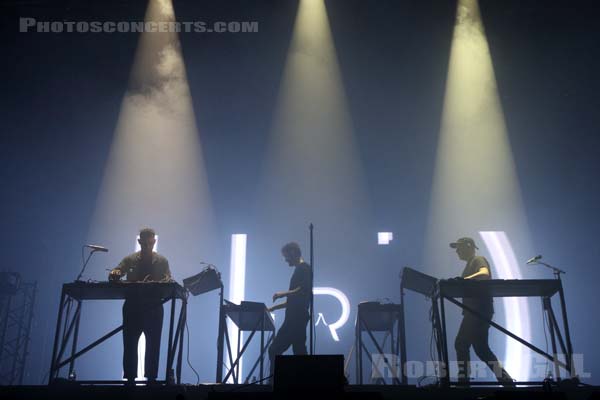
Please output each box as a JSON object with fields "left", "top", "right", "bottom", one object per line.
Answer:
{"left": 1, "top": 0, "right": 599, "bottom": 385}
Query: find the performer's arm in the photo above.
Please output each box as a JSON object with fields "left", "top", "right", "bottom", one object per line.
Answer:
{"left": 273, "top": 265, "right": 310, "bottom": 301}
{"left": 268, "top": 302, "right": 287, "bottom": 312}
{"left": 462, "top": 257, "right": 491, "bottom": 280}
{"left": 160, "top": 259, "right": 173, "bottom": 282}
{"left": 109, "top": 257, "right": 130, "bottom": 280}
{"left": 464, "top": 267, "right": 490, "bottom": 280}
{"left": 273, "top": 287, "right": 301, "bottom": 301}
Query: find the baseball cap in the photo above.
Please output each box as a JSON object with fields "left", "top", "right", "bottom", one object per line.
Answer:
{"left": 449, "top": 237, "right": 479, "bottom": 250}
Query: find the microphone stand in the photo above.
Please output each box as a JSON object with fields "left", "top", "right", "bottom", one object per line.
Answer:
{"left": 532, "top": 261, "right": 566, "bottom": 280}
{"left": 309, "top": 223, "right": 314, "bottom": 355}
{"left": 76, "top": 247, "right": 100, "bottom": 282}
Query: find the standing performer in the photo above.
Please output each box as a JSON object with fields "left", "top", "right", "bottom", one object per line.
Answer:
{"left": 267, "top": 242, "right": 312, "bottom": 376}
{"left": 109, "top": 228, "right": 171, "bottom": 384}
{"left": 450, "top": 237, "right": 514, "bottom": 386}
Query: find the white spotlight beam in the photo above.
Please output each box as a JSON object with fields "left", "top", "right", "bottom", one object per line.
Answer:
{"left": 257, "top": 0, "right": 370, "bottom": 237}
{"left": 88, "top": 0, "right": 216, "bottom": 282}
{"left": 425, "top": 0, "right": 535, "bottom": 381}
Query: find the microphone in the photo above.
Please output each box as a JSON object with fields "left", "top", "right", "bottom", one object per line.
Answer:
{"left": 526, "top": 255, "right": 542, "bottom": 264}
{"left": 85, "top": 244, "right": 109, "bottom": 252}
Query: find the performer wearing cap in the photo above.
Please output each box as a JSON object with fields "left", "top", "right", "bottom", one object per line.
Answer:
{"left": 450, "top": 237, "right": 514, "bottom": 386}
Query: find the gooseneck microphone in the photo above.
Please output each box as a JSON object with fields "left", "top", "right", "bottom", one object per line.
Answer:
{"left": 85, "top": 244, "right": 109, "bottom": 252}
{"left": 526, "top": 255, "right": 542, "bottom": 264}
{"left": 76, "top": 244, "right": 108, "bottom": 281}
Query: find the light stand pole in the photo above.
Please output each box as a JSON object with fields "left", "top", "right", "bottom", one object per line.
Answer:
{"left": 309, "top": 223, "right": 314, "bottom": 355}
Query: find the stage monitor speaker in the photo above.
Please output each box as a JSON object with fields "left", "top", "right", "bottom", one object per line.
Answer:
{"left": 274, "top": 355, "right": 345, "bottom": 393}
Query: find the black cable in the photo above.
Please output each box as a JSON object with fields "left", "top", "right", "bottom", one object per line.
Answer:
{"left": 425, "top": 302, "right": 440, "bottom": 386}
{"left": 224, "top": 374, "right": 274, "bottom": 392}
{"left": 418, "top": 305, "right": 434, "bottom": 387}
{"left": 185, "top": 320, "right": 200, "bottom": 385}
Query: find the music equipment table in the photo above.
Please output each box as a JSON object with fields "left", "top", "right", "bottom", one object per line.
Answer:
{"left": 216, "top": 300, "right": 274, "bottom": 384}
{"left": 401, "top": 268, "right": 576, "bottom": 386}
{"left": 355, "top": 302, "right": 404, "bottom": 385}
{"left": 437, "top": 278, "right": 561, "bottom": 298}
{"left": 49, "top": 281, "right": 187, "bottom": 385}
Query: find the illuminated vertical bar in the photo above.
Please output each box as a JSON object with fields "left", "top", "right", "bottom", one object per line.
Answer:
{"left": 228, "top": 234, "right": 247, "bottom": 383}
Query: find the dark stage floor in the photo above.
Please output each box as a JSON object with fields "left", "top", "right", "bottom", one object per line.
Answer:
{"left": 2, "top": 384, "right": 600, "bottom": 400}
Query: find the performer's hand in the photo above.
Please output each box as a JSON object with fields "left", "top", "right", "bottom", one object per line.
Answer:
{"left": 109, "top": 269, "right": 122, "bottom": 281}
{"left": 272, "top": 291, "right": 285, "bottom": 302}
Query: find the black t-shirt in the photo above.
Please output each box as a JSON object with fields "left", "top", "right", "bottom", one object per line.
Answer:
{"left": 460, "top": 256, "right": 494, "bottom": 316}
{"left": 285, "top": 262, "right": 312, "bottom": 320}
{"left": 115, "top": 251, "right": 171, "bottom": 282}
{"left": 114, "top": 252, "right": 172, "bottom": 306}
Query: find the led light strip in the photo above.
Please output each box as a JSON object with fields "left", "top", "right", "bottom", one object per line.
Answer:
{"left": 479, "top": 231, "right": 531, "bottom": 382}
{"left": 227, "top": 234, "right": 247, "bottom": 383}
{"left": 313, "top": 287, "right": 351, "bottom": 342}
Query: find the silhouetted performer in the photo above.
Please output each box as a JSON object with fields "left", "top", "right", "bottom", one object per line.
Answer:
{"left": 450, "top": 237, "right": 513, "bottom": 386}
{"left": 268, "top": 242, "right": 312, "bottom": 376}
{"left": 109, "top": 228, "right": 171, "bottom": 384}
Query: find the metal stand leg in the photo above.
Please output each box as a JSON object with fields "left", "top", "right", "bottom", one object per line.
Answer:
{"left": 356, "top": 316, "right": 362, "bottom": 384}
{"left": 558, "top": 283, "right": 575, "bottom": 377}
{"left": 224, "top": 323, "right": 237, "bottom": 383}
{"left": 544, "top": 297, "right": 561, "bottom": 380}
{"left": 223, "top": 329, "right": 258, "bottom": 383}
{"left": 361, "top": 318, "right": 400, "bottom": 385}
{"left": 355, "top": 321, "right": 358, "bottom": 384}
{"left": 236, "top": 329, "right": 241, "bottom": 384}
{"left": 176, "top": 299, "right": 186, "bottom": 384}
{"left": 245, "top": 334, "right": 274, "bottom": 384}
{"left": 399, "top": 297, "right": 407, "bottom": 384}
{"left": 49, "top": 290, "right": 67, "bottom": 383}
{"left": 438, "top": 296, "right": 450, "bottom": 387}
{"left": 216, "top": 287, "right": 225, "bottom": 383}
{"left": 67, "top": 301, "right": 82, "bottom": 379}
{"left": 260, "top": 318, "right": 264, "bottom": 382}
{"left": 546, "top": 303, "right": 568, "bottom": 357}
{"left": 166, "top": 297, "right": 176, "bottom": 382}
